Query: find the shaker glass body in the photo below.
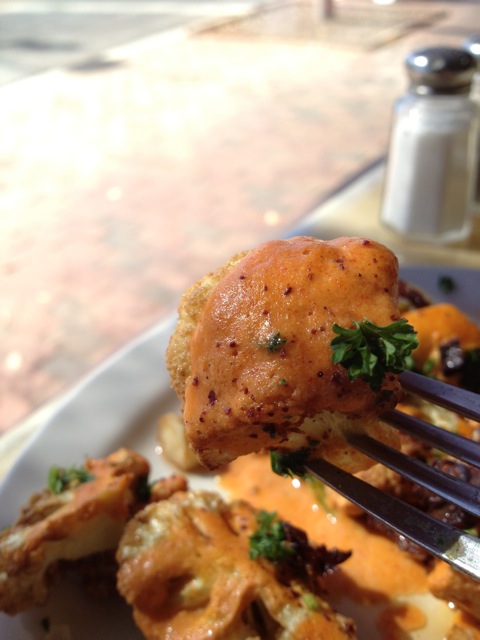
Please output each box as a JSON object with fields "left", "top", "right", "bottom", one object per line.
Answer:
{"left": 381, "top": 93, "right": 477, "bottom": 243}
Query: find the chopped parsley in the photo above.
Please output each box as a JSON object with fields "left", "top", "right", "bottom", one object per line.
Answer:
{"left": 302, "top": 592, "right": 320, "bottom": 611}
{"left": 48, "top": 465, "right": 94, "bottom": 494}
{"left": 438, "top": 275, "right": 456, "bottom": 294}
{"left": 249, "top": 510, "right": 294, "bottom": 562}
{"left": 259, "top": 332, "right": 287, "bottom": 353}
{"left": 270, "top": 450, "right": 309, "bottom": 478}
{"left": 330, "top": 318, "right": 418, "bottom": 392}
{"left": 135, "top": 476, "right": 152, "bottom": 502}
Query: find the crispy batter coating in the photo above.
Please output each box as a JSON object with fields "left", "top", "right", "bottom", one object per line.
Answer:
{"left": 428, "top": 561, "right": 480, "bottom": 624}
{"left": 167, "top": 236, "right": 402, "bottom": 470}
{"left": 0, "top": 448, "right": 150, "bottom": 615}
{"left": 117, "top": 490, "right": 356, "bottom": 640}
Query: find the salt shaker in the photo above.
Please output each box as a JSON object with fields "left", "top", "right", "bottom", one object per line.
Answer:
{"left": 380, "top": 46, "right": 478, "bottom": 243}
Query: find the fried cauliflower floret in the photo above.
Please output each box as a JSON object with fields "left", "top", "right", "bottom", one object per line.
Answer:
{"left": 404, "top": 303, "right": 480, "bottom": 384}
{"left": 0, "top": 448, "right": 150, "bottom": 615}
{"left": 117, "top": 490, "right": 356, "bottom": 640}
{"left": 428, "top": 561, "right": 480, "bottom": 624}
{"left": 166, "top": 236, "right": 402, "bottom": 470}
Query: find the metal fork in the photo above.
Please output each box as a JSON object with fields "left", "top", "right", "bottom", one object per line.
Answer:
{"left": 305, "top": 370, "right": 480, "bottom": 580}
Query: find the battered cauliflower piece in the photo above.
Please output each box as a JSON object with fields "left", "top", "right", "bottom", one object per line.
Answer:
{"left": 117, "top": 490, "right": 356, "bottom": 640}
{"left": 428, "top": 561, "right": 480, "bottom": 624}
{"left": 404, "top": 303, "right": 480, "bottom": 388}
{"left": 0, "top": 448, "right": 150, "bottom": 615}
{"left": 167, "top": 236, "right": 402, "bottom": 470}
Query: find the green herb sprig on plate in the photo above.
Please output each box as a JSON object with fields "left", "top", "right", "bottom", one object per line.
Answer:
{"left": 48, "top": 465, "right": 94, "bottom": 494}
{"left": 249, "top": 510, "right": 294, "bottom": 562}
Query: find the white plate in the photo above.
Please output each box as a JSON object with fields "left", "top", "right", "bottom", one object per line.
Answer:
{"left": 0, "top": 266, "right": 479, "bottom": 639}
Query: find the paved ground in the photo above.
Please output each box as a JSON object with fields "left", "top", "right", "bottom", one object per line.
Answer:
{"left": 1, "top": 0, "right": 478, "bottom": 433}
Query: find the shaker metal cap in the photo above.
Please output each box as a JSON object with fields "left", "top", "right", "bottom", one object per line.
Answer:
{"left": 406, "top": 46, "right": 476, "bottom": 94}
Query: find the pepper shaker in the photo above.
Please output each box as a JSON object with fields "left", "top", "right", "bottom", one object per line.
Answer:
{"left": 380, "top": 46, "right": 478, "bottom": 243}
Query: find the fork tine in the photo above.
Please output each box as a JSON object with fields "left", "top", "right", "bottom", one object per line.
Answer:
{"left": 305, "top": 458, "right": 480, "bottom": 581}
{"left": 346, "top": 431, "right": 480, "bottom": 518}
{"left": 382, "top": 408, "right": 480, "bottom": 469}
{"left": 399, "top": 370, "right": 480, "bottom": 423}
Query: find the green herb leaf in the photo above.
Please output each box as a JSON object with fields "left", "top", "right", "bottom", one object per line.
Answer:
{"left": 302, "top": 592, "right": 320, "bottom": 611}
{"left": 48, "top": 465, "right": 94, "bottom": 494}
{"left": 249, "top": 510, "right": 294, "bottom": 562}
{"left": 438, "top": 275, "right": 456, "bottom": 294}
{"left": 270, "top": 450, "right": 309, "bottom": 478}
{"left": 259, "top": 332, "right": 287, "bottom": 353}
{"left": 330, "top": 318, "right": 418, "bottom": 392}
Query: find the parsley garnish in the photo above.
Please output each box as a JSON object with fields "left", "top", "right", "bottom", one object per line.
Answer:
{"left": 331, "top": 318, "right": 418, "bottom": 392}
{"left": 249, "top": 510, "right": 294, "bottom": 562}
{"left": 438, "top": 275, "right": 456, "bottom": 293}
{"left": 48, "top": 465, "right": 94, "bottom": 494}
{"left": 270, "top": 450, "right": 309, "bottom": 478}
{"left": 302, "top": 592, "right": 320, "bottom": 611}
{"left": 259, "top": 332, "right": 287, "bottom": 353}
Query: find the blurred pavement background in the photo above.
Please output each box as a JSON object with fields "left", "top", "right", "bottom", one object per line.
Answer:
{"left": 1, "top": 0, "right": 478, "bottom": 432}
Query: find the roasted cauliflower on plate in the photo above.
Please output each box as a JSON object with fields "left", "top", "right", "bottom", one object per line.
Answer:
{"left": 117, "top": 489, "right": 355, "bottom": 640}
{"left": 0, "top": 448, "right": 150, "bottom": 615}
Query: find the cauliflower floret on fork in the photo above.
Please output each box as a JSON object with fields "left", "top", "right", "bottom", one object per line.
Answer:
{"left": 0, "top": 448, "right": 151, "bottom": 615}
{"left": 166, "top": 236, "right": 403, "bottom": 472}
{"left": 117, "top": 489, "right": 356, "bottom": 640}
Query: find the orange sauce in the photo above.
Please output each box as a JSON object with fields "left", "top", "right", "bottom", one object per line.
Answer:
{"left": 377, "top": 604, "right": 426, "bottom": 639}
{"left": 219, "top": 452, "right": 454, "bottom": 637}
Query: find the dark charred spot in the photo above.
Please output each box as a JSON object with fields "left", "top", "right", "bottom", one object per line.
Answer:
{"left": 192, "top": 377, "right": 199, "bottom": 387}
{"left": 263, "top": 424, "right": 277, "bottom": 438}
{"left": 244, "top": 387, "right": 249, "bottom": 394}
{"left": 207, "top": 390, "right": 217, "bottom": 405}
{"left": 331, "top": 371, "right": 343, "bottom": 385}
{"left": 284, "top": 286, "right": 293, "bottom": 296}
{"left": 311, "top": 328, "right": 318, "bottom": 335}
{"left": 262, "top": 309, "right": 269, "bottom": 315}
{"left": 229, "top": 341, "right": 237, "bottom": 347}
{"left": 199, "top": 416, "right": 205, "bottom": 423}
{"left": 239, "top": 274, "right": 246, "bottom": 280}
{"left": 317, "top": 371, "right": 324, "bottom": 378}
{"left": 264, "top": 284, "right": 268, "bottom": 291}
{"left": 399, "top": 280, "right": 431, "bottom": 309}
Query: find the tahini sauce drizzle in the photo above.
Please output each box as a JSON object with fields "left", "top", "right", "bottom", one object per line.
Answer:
{"left": 219, "top": 452, "right": 459, "bottom": 638}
